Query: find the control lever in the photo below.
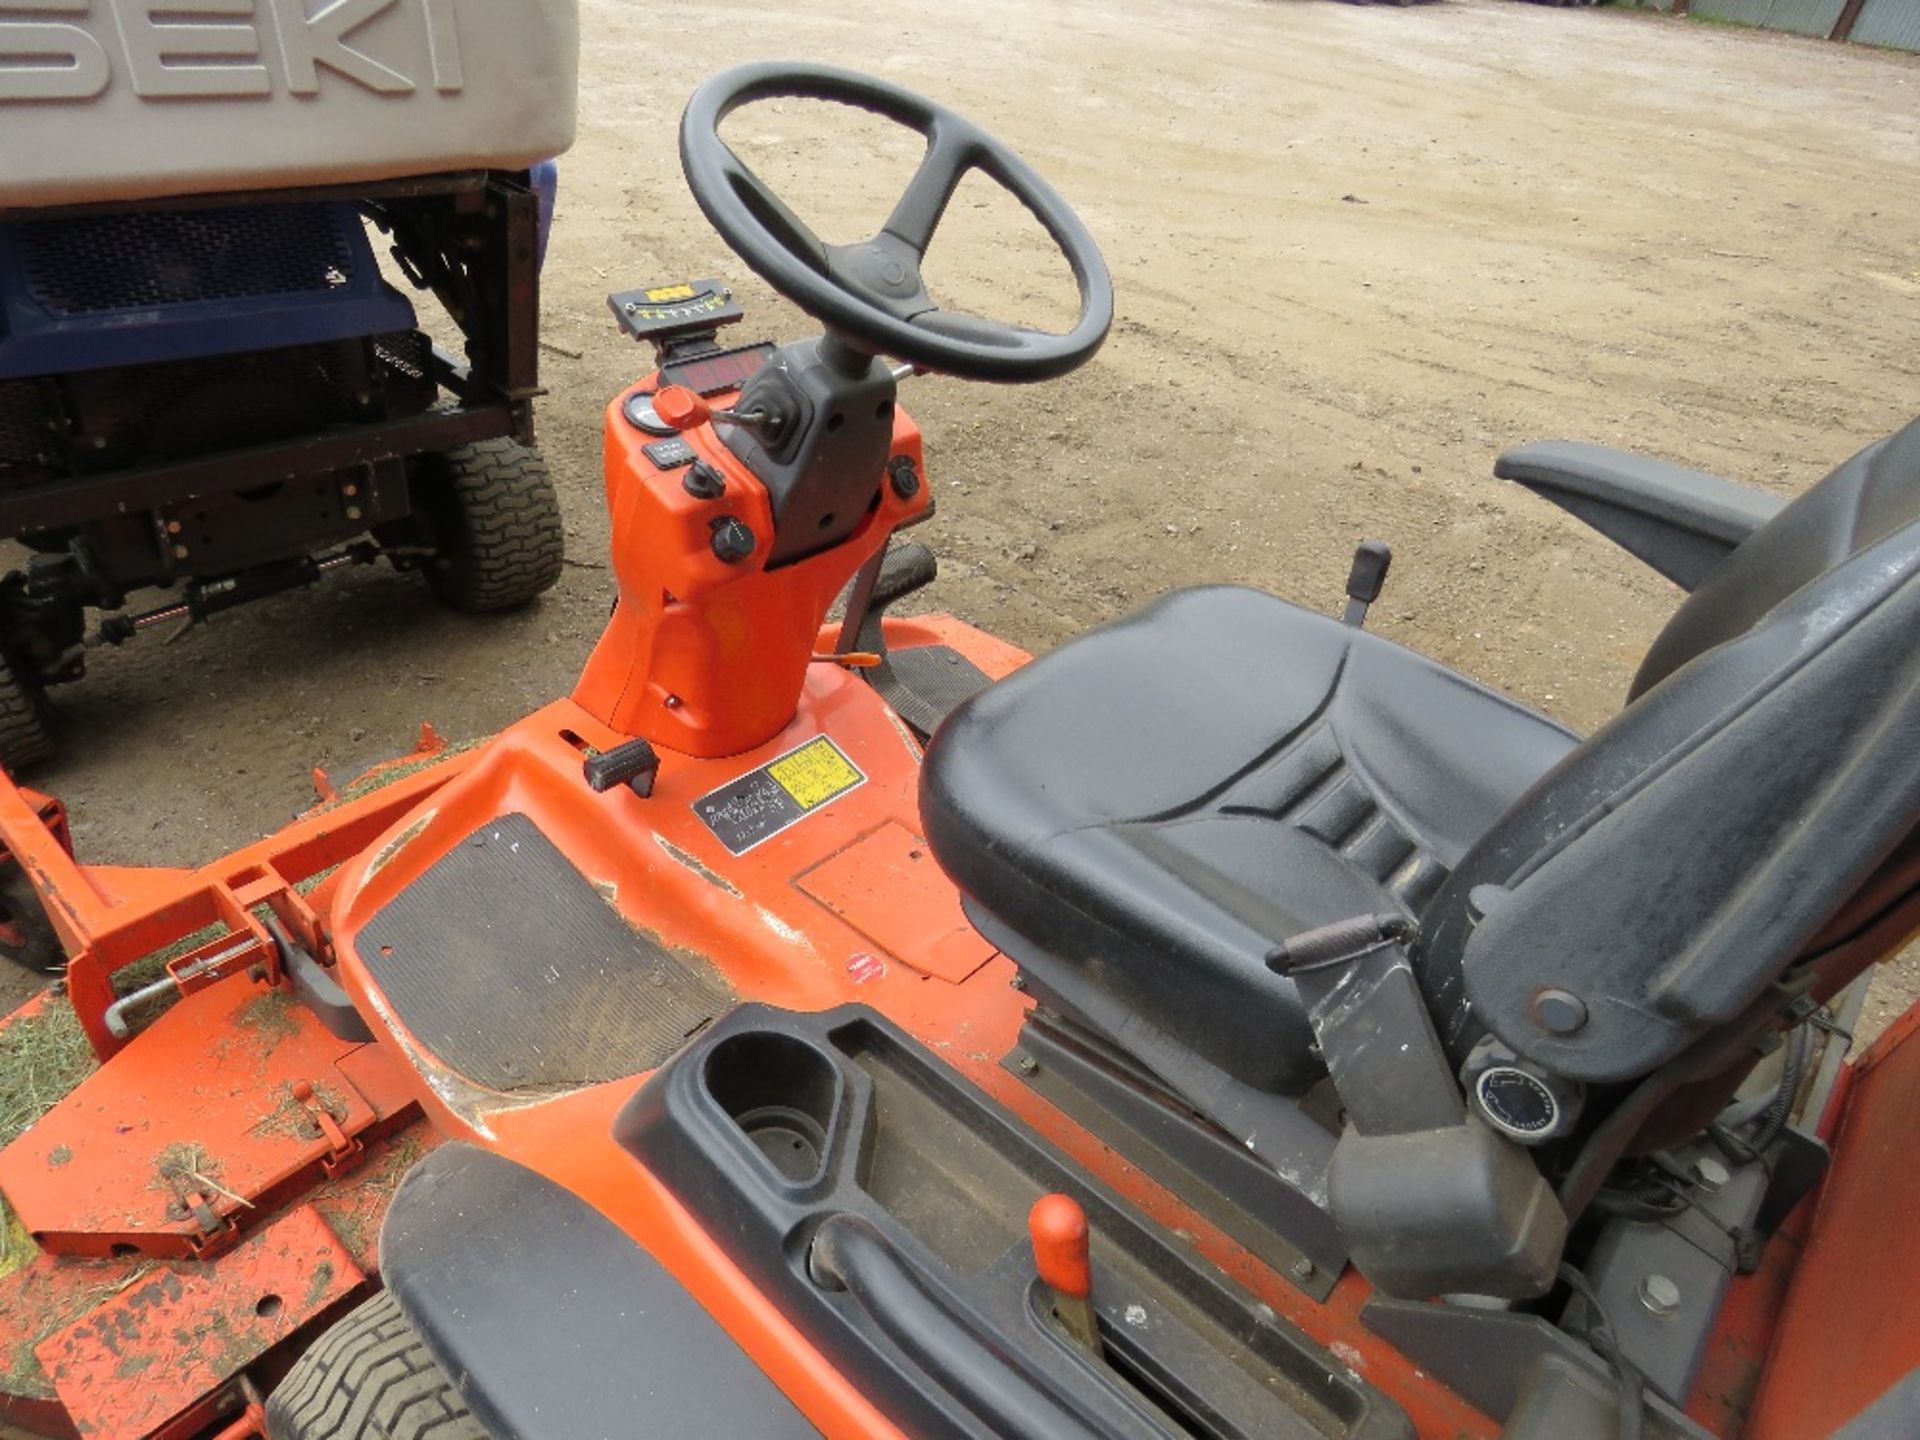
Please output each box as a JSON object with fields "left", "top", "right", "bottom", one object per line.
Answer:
{"left": 1266, "top": 911, "right": 1416, "bottom": 976}
{"left": 1029, "top": 1193, "right": 1102, "bottom": 1355}
{"left": 583, "top": 737, "right": 662, "bottom": 798}
{"left": 652, "top": 383, "right": 771, "bottom": 434}
{"left": 1342, "top": 540, "right": 1393, "bottom": 627}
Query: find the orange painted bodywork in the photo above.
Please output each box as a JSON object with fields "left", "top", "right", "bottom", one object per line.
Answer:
{"left": 0, "top": 972, "right": 420, "bottom": 1261}
{"left": 0, "top": 1112, "right": 432, "bottom": 1438}
{"left": 0, "top": 726, "right": 471, "bottom": 1061}
{"left": 2, "top": 357, "right": 1913, "bottom": 1440}
{"left": 324, "top": 615, "right": 1493, "bottom": 1440}
{"left": 35, "top": 1204, "right": 362, "bottom": 1440}
{"left": 572, "top": 379, "right": 928, "bottom": 757}
{"left": 0, "top": 744, "right": 460, "bottom": 1438}
{"left": 1741, "top": 1006, "right": 1920, "bottom": 1438}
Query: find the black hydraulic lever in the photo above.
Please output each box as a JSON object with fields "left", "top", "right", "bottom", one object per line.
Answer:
{"left": 1342, "top": 540, "right": 1393, "bottom": 627}
{"left": 583, "top": 737, "right": 661, "bottom": 798}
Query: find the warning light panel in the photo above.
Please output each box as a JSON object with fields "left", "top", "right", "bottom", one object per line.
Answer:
{"left": 607, "top": 278, "right": 744, "bottom": 350}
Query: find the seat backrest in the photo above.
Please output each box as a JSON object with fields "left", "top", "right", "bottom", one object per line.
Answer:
{"left": 1420, "top": 417, "right": 1920, "bottom": 1087}
{"left": 1633, "top": 419, "right": 1920, "bottom": 694}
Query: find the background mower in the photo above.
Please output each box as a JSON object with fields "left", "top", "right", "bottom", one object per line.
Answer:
{"left": 0, "top": 1, "right": 579, "bottom": 769}
{"left": 1, "top": 57, "right": 1919, "bottom": 1440}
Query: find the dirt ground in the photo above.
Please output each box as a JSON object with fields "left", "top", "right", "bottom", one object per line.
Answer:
{"left": 3, "top": 0, "right": 1917, "bottom": 1032}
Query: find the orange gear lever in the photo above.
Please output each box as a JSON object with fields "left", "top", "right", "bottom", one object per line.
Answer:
{"left": 1029, "top": 1192, "right": 1102, "bottom": 1353}
{"left": 652, "top": 384, "right": 712, "bottom": 431}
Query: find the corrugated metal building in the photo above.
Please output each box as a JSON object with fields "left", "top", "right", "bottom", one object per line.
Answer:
{"left": 1847, "top": 0, "right": 1920, "bottom": 49}
{"left": 1637, "top": 0, "right": 1920, "bottom": 49}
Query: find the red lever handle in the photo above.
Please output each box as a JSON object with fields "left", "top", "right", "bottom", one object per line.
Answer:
{"left": 1029, "top": 1192, "right": 1092, "bottom": 1299}
{"left": 652, "top": 384, "right": 712, "bottom": 432}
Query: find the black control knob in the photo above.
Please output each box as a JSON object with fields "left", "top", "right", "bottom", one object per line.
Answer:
{"left": 888, "top": 455, "right": 922, "bottom": 501}
{"left": 683, "top": 461, "right": 726, "bottom": 500}
{"left": 710, "top": 516, "right": 757, "bottom": 564}
{"left": 1460, "top": 1036, "right": 1583, "bottom": 1146}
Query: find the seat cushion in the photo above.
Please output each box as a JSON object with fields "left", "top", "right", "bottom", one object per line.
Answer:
{"left": 921, "top": 585, "right": 1579, "bottom": 1095}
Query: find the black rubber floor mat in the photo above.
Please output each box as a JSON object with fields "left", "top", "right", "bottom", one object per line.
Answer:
{"left": 869, "top": 645, "right": 992, "bottom": 739}
{"left": 359, "top": 811, "right": 731, "bottom": 1092}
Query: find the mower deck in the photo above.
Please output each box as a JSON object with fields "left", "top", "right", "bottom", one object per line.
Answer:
{"left": 0, "top": 739, "right": 470, "bottom": 1438}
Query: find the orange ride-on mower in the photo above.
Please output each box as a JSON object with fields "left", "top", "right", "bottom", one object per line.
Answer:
{"left": 3, "top": 60, "right": 1920, "bottom": 1440}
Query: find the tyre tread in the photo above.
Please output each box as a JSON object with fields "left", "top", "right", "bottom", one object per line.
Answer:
{"left": 265, "top": 1290, "right": 489, "bottom": 1440}
{"left": 424, "top": 438, "right": 565, "bottom": 613}
{"left": 0, "top": 651, "right": 53, "bottom": 771}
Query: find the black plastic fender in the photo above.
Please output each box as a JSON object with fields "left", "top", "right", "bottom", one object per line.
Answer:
{"left": 379, "top": 1142, "right": 819, "bottom": 1440}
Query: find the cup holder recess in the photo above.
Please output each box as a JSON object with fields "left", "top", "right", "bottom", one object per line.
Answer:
{"left": 701, "top": 1031, "right": 842, "bottom": 1184}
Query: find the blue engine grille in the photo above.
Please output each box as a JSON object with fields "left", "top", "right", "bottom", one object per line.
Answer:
{"left": 0, "top": 200, "right": 416, "bottom": 379}
{"left": 16, "top": 204, "right": 360, "bottom": 314}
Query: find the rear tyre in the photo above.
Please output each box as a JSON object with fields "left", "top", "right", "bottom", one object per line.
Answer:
{"left": 416, "top": 438, "right": 565, "bottom": 613}
{"left": 265, "top": 1289, "right": 489, "bottom": 1440}
{"left": 0, "top": 858, "right": 61, "bottom": 973}
{"left": 0, "top": 649, "right": 54, "bottom": 773}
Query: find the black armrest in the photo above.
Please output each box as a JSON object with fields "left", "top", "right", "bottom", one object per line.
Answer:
{"left": 1495, "top": 441, "right": 1786, "bottom": 591}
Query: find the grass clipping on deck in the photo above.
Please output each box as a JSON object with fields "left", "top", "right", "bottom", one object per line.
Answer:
{"left": 0, "top": 994, "right": 94, "bottom": 1155}
{"left": 0, "top": 991, "right": 94, "bottom": 1281}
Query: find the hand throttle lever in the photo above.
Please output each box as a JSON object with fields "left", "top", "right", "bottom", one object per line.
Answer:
{"left": 652, "top": 383, "right": 771, "bottom": 433}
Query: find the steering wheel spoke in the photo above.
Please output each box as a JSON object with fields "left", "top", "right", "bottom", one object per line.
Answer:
{"left": 883, "top": 122, "right": 981, "bottom": 257}
{"left": 718, "top": 145, "right": 829, "bottom": 271}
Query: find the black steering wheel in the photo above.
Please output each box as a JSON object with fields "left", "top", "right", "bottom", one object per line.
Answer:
{"left": 680, "top": 62, "right": 1113, "bottom": 383}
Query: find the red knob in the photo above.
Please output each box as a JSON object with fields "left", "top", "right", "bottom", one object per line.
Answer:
{"left": 1029, "top": 1193, "right": 1092, "bottom": 1299}
{"left": 652, "top": 384, "right": 711, "bottom": 432}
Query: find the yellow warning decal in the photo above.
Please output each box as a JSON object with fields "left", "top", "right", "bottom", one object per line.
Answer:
{"left": 644, "top": 283, "right": 698, "bottom": 302}
{"left": 693, "top": 735, "right": 866, "bottom": 855}
{"left": 769, "top": 736, "right": 864, "bottom": 809}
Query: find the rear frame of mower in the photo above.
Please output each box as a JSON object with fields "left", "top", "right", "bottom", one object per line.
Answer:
{"left": 0, "top": 169, "right": 553, "bottom": 768}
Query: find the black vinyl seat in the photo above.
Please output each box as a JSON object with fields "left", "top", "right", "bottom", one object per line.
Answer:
{"left": 919, "top": 584, "right": 1579, "bottom": 1096}
{"left": 923, "top": 416, "right": 1920, "bottom": 1121}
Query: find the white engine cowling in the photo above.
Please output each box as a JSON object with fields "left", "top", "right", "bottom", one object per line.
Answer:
{"left": 0, "top": 0, "right": 578, "bottom": 208}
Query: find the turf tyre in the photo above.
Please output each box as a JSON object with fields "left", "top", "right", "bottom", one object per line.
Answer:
{"left": 0, "top": 649, "right": 53, "bottom": 773}
{"left": 417, "top": 438, "right": 564, "bottom": 613}
{"left": 0, "top": 857, "right": 61, "bottom": 973}
{"left": 264, "top": 1289, "right": 489, "bottom": 1440}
